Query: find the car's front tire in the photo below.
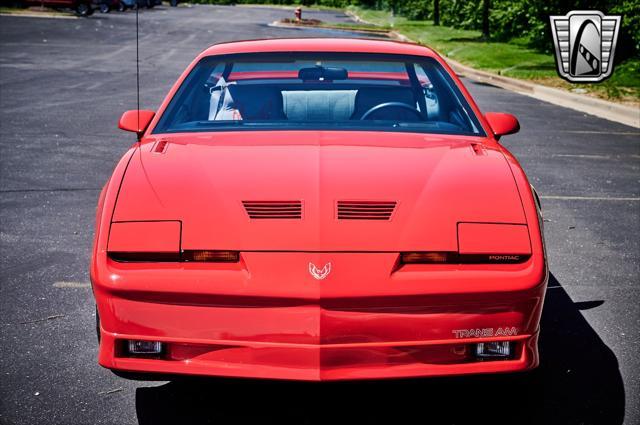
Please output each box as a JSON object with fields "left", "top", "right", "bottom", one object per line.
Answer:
{"left": 75, "top": 2, "right": 93, "bottom": 16}
{"left": 116, "top": 1, "right": 126, "bottom": 11}
{"left": 95, "top": 306, "right": 101, "bottom": 342}
{"left": 99, "top": 2, "right": 110, "bottom": 13}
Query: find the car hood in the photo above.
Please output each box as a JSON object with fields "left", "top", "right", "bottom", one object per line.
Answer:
{"left": 112, "top": 131, "right": 526, "bottom": 251}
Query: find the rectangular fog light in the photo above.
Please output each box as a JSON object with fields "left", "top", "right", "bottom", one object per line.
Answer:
{"left": 475, "top": 341, "right": 512, "bottom": 359}
{"left": 127, "top": 340, "right": 163, "bottom": 355}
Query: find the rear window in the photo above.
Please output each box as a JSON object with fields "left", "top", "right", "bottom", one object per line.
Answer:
{"left": 153, "top": 52, "right": 484, "bottom": 136}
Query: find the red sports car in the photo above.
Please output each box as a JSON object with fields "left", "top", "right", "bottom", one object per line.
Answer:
{"left": 91, "top": 38, "right": 547, "bottom": 381}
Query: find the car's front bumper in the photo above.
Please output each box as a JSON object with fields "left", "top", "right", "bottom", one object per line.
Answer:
{"left": 93, "top": 252, "right": 547, "bottom": 381}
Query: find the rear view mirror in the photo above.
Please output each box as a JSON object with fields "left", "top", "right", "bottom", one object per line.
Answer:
{"left": 298, "top": 66, "right": 348, "bottom": 81}
{"left": 484, "top": 112, "right": 520, "bottom": 139}
{"left": 119, "top": 110, "right": 155, "bottom": 136}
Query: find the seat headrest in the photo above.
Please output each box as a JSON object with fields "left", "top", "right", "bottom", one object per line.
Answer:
{"left": 353, "top": 87, "right": 415, "bottom": 119}
{"left": 228, "top": 86, "right": 285, "bottom": 120}
{"left": 282, "top": 90, "right": 357, "bottom": 121}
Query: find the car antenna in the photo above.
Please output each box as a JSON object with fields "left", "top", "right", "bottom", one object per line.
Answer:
{"left": 135, "top": 0, "right": 140, "bottom": 141}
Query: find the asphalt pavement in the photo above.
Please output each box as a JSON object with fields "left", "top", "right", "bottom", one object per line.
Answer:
{"left": 1, "top": 4, "right": 639, "bottom": 425}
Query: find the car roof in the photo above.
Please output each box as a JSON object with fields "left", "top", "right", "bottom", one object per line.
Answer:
{"left": 199, "top": 38, "right": 439, "bottom": 59}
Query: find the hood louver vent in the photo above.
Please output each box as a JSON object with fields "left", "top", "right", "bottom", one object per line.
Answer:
{"left": 153, "top": 140, "right": 169, "bottom": 154}
{"left": 243, "top": 201, "right": 303, "bottom": 219}
{"left": 337, "top": 201, "right": 397, "bottom": 220}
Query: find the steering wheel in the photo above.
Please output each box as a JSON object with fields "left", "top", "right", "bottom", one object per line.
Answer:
{"left": 360, "top": 102, "right": 423, "bottom": 121}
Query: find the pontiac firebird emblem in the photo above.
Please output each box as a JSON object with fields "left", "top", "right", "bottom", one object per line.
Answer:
{"left": 549, "top": 10, "right": 621, "bottom": 82}
{"left": 309, "top": 262, "right": 331, "bottom": 280}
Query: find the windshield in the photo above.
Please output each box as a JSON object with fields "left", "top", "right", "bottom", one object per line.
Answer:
{"left": 154, "top": 52, "right": 484, "bottom": 136}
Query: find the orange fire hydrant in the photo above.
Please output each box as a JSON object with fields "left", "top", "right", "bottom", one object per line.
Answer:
{"left": 295, "top": 7, "right": 302, "bottom": 22}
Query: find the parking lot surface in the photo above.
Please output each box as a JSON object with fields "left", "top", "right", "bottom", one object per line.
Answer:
{"left": 1, "top": 5, "right": 639, "bottom": 424}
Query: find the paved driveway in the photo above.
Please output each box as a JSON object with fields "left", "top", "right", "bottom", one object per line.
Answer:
{"left": 1, "top": 5, "right": 638, "bottom": 424}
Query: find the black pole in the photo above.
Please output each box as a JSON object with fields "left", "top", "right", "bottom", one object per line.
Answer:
{"left": 433, "top": 0, "right": 440, "bottom": 26}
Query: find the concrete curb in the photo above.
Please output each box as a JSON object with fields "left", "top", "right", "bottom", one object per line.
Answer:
{"left": 389, "top": 31, "right": 640, "bottom": 129}
{"left": 344, "top": 10, "right": 377, "bottom": 26}
{"left": 448, "top": 59, "right": 640, "bottom": 129}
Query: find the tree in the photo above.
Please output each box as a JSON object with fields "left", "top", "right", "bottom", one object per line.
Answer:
{"left": 433, "top": 0, "right": 440, "bottom": 26}
{"left": 482, "top": 0, "right": 490, "bottom": 39}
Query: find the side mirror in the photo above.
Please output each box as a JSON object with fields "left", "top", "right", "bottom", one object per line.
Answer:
{"left": 118, "top": 110, "right": 155, "bottom": 137}
{"left": 484, "top": 112, "right": 520, "bottom": 139}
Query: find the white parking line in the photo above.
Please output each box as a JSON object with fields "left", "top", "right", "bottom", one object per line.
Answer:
{"left": 552, "top": 154, "right": 611, "bottom": 159}
{"left": 540, "top": 195, "right": 640, "bottom": 201}
{"left": 53, "top": 282, "right": 91, "bottom": 288}
{"left": 557, "top": 130, "right": 640, "bottom": 136}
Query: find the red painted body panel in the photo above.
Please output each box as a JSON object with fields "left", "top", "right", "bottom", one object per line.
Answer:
{"left": 201, "top": 38, "right": 439, "bottom": 58}
{"left": 485, "top": 112, "right": 521, "bottom": 137}
{"left": 118, "top": 110, "right": 155, "bottom": 135}
{"left": 457, "top": 223, "right": 531, "bottom": 255}
{"left": 108, "top": 221, "right": 181, "bottom": 252}
{"left": 91, "top": 38, "right": 547, "bottom": 381}
{"left": 111, "top": 132, "right": 526, "bottom": 252}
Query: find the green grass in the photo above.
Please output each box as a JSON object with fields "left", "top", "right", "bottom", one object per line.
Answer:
{"left": 346, "top": 6, "right": 639, "bottom": 102}
{"left": 596, "top": 59, "right": 640, "bottom": 99}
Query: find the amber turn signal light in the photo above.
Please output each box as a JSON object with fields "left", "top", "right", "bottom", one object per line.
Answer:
{"left": 400, "top": 252, "right": 529, "bottom": 264}
{"left": 401, "top": 252, "right": 452, "bottom": 263}
{"left": 182, "top": 250, "right": 239, "bottom": 263}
